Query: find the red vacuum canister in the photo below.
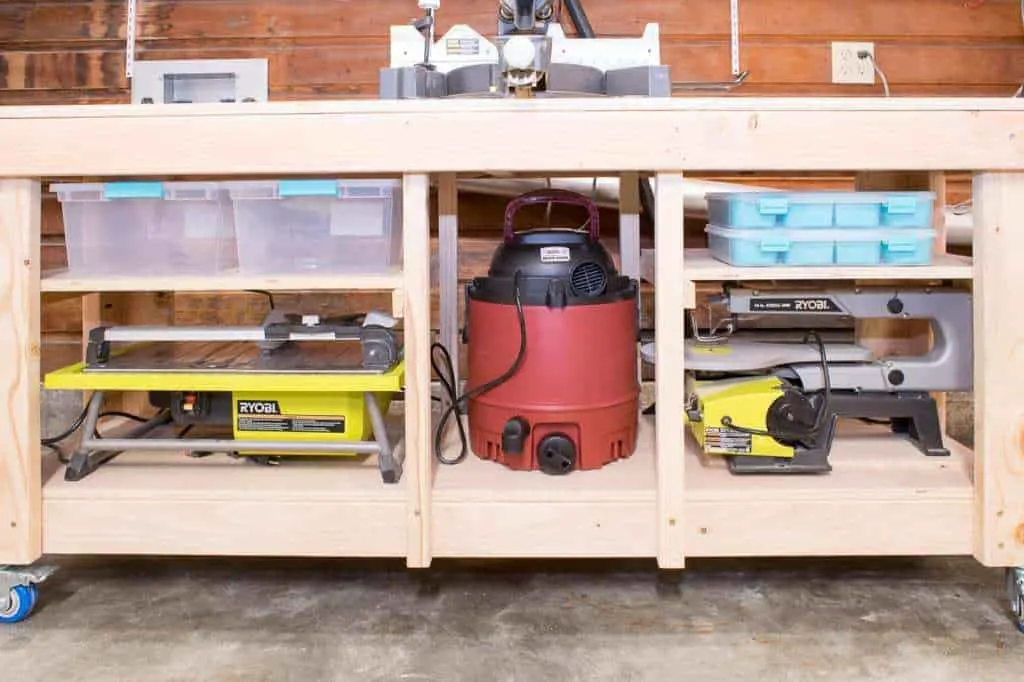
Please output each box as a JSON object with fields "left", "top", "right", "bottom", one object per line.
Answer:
{"left": 465, "top": 189, "right": 640, "bottom": 475}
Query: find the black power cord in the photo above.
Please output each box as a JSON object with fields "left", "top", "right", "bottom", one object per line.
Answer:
{"left": 245, "top": 289, "right": 276, "bottom": 310}
{"left": 431, "top": 271, "right": 528, "bottom": 465}
{"left": 42, "top": 405, "right": 150, "bottom": 464}
{"left": 718, "top": 330, "right": 833, "bottom": 443}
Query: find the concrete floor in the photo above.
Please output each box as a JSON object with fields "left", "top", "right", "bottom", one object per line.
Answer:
{"left": 0, "top": 555, "right": 1020, "bottom": 681}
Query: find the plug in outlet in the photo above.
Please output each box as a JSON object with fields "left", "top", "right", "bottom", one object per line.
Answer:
{"left": 832, "top": 42, "right": 875, "bottom": 85}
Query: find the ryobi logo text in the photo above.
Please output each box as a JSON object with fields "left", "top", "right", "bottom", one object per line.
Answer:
{"left": 749, "top": 297, "right": 841, "bottom": 314}
{"left": 237, "top": 400, "right": 282, "bottom": 415}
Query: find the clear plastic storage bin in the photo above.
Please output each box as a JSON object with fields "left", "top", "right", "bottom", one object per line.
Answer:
{"left": 51, "top": 182, "right": 237, "bottom": 276}
{"left": 706, "top": 225, "right": 936, "bottom": 267}
{"left": 706, "top": 191, "right": 935, "bottom": 230}
{"left": 227, "top": 180, "right": 403, "bottom": 275}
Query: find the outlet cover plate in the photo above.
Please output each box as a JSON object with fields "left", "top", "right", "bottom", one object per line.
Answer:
{"left": 831, "top": 42, "right": 875, "bottom": 85}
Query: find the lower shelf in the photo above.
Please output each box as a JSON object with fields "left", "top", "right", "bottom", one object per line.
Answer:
{"left": 37, "top": 415, "right": 975, "bottom": 562}
{"left": 41, "top": 444, "right": 410, "bottom": 558}
{"left": 430, "top": 415, "right": 658, "bottom": 559}
{"left": 683, "top": 423, "right": 975, "bottom": 558}
{"left": 431, "top": 413, "right": 975, "bottom": 560}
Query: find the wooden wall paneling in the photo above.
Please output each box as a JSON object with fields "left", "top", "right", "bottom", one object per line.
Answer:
{"left": 0, "top": 179, "right": 41, "bottom": 565}
{"left": 1, "top": 0, "right": 1021, "bottom": 102}
{"left": 972, "top": 171, "right": 1024, "bottom": 567}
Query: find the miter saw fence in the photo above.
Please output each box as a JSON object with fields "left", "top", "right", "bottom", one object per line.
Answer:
{"left": 379, "top": 0, "right": 670, "bottom": 99}
{"left": 683, "top": 287, "right": 972, "bottom": 474}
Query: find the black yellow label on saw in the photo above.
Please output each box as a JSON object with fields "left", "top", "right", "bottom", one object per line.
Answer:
{"left": 235, "top": 400, "right": 345, "bottom": 434}
{"left": 704, "top": 427, "right": 752, "bottom": 454}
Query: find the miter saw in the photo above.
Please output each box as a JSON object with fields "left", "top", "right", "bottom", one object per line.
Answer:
{"left": 379, "top": 0, "right": 671, "bottom": 99}
{"left": 681, "top": 287, "right": 973, "bottom": 475}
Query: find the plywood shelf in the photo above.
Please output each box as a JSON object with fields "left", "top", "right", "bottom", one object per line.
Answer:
{"left": 640, "top": 249, "right": 973, "bottom": 286}
{"left": 40, "top": 446, "right": 410, "bottom": 557}
{"left": 40, "top": 267, "right": 404, "bottom": 293}
{"left": 428, "top": 415, "right": 658, "bottom": 558}
{"left": 682, "top": 424, "right": 975, "bottom": 558}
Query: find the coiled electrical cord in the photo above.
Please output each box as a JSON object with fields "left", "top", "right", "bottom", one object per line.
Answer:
{"left": 719, "top": 330, "right": 833, "bottom": 442}
{"left": 431, "top": 270, "right": 528, "bottom": 465}
{"left": 41, "top": 405, "right": 150, "bottom": 464}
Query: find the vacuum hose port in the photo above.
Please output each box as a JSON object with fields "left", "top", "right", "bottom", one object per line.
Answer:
{"left": 537, "top": 433, "right": 577, "bottom": 475}
{"left": 502, "top": 417, "right": 530, "bottom": 454}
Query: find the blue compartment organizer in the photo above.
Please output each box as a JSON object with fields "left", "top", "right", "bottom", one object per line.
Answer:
{"left": 706, "top": 225, "right": 936, "bottom": 268}
{"left": 706, "top": 191, "right": 935, "bottom": 230}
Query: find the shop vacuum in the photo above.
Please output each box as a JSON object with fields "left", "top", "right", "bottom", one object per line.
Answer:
{"left": 432, "top": 189, "right": 641, "bottom": 475}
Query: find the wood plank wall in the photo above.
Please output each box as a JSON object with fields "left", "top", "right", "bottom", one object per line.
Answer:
{"left": 1, "top": 0, "right": 1020, "bottom": 372}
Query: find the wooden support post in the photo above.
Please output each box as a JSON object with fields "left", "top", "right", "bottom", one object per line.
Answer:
{"left": 654, "top": 172, "right": 686, "bottom": 569}
{"left": 403, "top": 173, "right": 432, "bottom": 569}
{"left": 973, "top": 171, "right": 1024, "bottom": 567}
{"left": 0, "top": 180, "right": 42, "bottom": 565}
{"left": 437, "top": 173, "right": 460, "bottom": 395}
{"left": 620, "top": 172, "right": 643, "bottom": 379}
{"left": 82, "top": 292, "right": 172, "bottom": 417}
{"left": 619, "top": 173, "right": 641, "bottom": 279}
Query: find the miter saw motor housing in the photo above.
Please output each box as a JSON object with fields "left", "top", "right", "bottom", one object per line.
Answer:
{"left": 379, "top": 0, "right": 671, "bottom": 99}
{"left": 684, "top": 288, "right": 973, "bottom": 475}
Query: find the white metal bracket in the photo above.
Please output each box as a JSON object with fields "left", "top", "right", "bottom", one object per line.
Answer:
{"left": 126, "top": 0, "right": 138, "bottom": 79}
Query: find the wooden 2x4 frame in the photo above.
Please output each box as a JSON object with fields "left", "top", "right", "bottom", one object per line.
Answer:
{"left": 0, "top": 98, "right": 1021, "bottom": 571}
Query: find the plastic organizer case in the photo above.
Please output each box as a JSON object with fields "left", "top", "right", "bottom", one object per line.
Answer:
{"left": 706, "top": 191, "right": 935, "bottom": 230}
{"left": 227, "top": 179, "right": 403, "bottom": 275}
{"left": 51, "top": 181, "right": 237, "bottom": 276}
{"left": 706, "top": 225, "right": 936, "bottom": 267}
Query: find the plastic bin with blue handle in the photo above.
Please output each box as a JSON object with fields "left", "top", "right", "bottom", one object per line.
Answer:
{"left": 706, "top": 225, "right": 937, "bottom": 267}
{"left": 226, "top": 179, "right": 403, "bottom": 275}
{"left": 706, "top": 191, "right": 935, "bottom": 230}
{"left": 51, "top": 181, "right": 237, "bottom": 276}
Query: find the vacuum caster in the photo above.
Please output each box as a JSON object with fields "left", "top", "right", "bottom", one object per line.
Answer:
{"left": 1006, "top": 567, "right": 1024, "bottom": 633}
{"left": 0, "top": 565, "right": 56, "bottom": 624}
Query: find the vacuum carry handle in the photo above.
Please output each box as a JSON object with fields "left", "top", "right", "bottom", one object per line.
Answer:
{"left": 503, "top": 189, "right": 600, "bottom": 242}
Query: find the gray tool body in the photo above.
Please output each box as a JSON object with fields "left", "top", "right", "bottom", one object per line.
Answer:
{"left": 716, "top": 288, "right": 973, "bottom": 393}
{"left": 379, "top": 1, "right": 670, "bottom": 99}
{"left": 86, "top": 312, "right": 401, "bottom": 373}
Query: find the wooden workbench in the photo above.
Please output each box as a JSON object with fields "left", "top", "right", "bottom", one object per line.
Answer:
{"left": 0, "top": 98, "right": 1021, "bottom": 572}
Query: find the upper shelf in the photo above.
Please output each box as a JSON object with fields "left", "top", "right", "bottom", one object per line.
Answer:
{"left": 682, "top": 249, "right": 972, "bottom": 282}
{"left": 641, "top": 249, "right": 972, "bottom": 285}
{"left": 40, "top": 268, "right": 404, "bottom": 293}
{"left": 2, "top": 98, "right": 1022, "bottom": 176}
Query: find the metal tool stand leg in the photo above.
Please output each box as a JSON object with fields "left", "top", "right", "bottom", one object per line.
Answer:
{"left": 0, "top": 564, "right": 57, "bottom": 624}
{"left": 64, "top": 391, "right": 171, "bottom": 482}
{"left": 365, "top": 392, "right": 402, "bottom": 484}
{"left": 1007, "top": 567, "right": 1024, "bottom": 633}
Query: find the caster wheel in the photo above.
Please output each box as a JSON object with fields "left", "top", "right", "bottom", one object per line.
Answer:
{"left": 1005, "top": 568, "right": 1024, "bottom": 634}
{"left": 0, "top": 584, "right": 38, "bottom": 624}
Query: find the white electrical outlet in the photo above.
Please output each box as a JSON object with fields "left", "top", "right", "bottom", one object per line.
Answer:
{"left": 831, "top": 42, "right": 875, "bottom": 85}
